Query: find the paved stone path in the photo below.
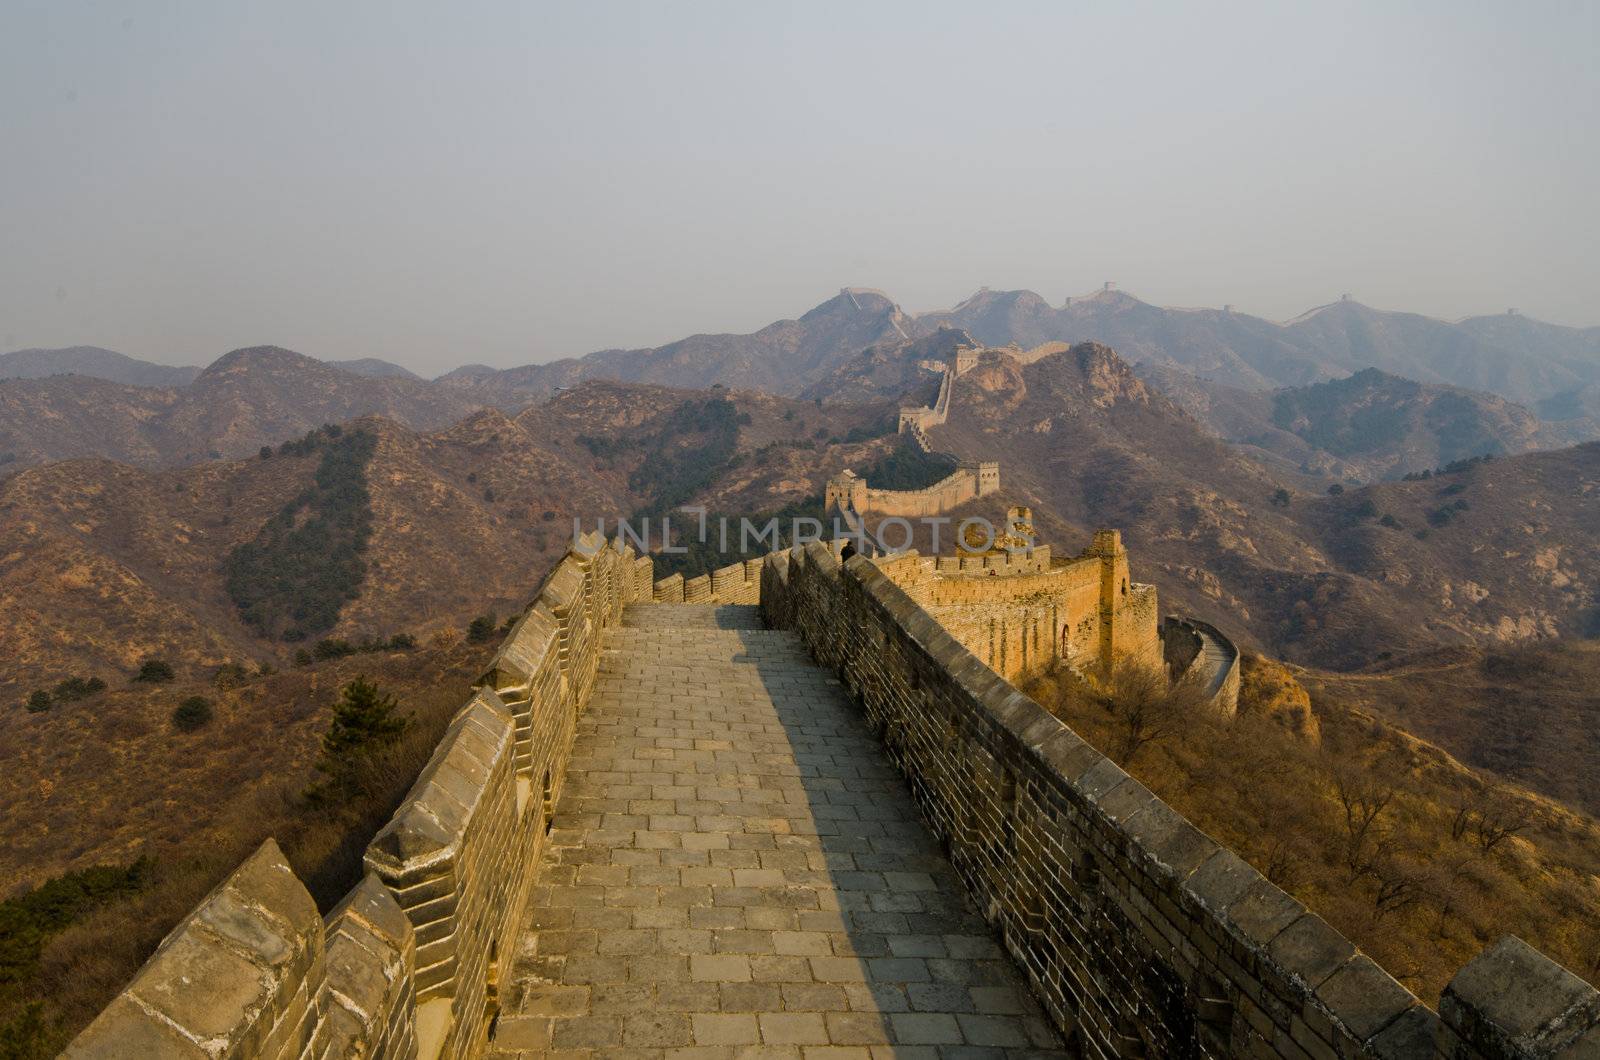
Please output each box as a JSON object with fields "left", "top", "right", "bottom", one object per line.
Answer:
{"left": 491, "top": 604, "right": 1065, "bottom": 1059}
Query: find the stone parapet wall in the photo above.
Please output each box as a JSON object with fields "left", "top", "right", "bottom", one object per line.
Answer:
{"left": 871, "top": 543, "right": 1160, "bottom": 682}
{"left": 760, "top": 541, "right": 1598, "bottom": 1060}
{"left": 1162, "top": 616, "right": 1242, "bottom": 716}
{"left": 898, "top": 361, "right": 955, "bottom": 437}
{"left": 650, "top": 557, "right": 762, "bottom": 605}
{"left": 67, "top": 533, "right": 650, "bottom": 1060}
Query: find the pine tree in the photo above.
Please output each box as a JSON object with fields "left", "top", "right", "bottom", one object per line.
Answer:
{"left": 320, "top": 677, "right": 406, "bottom": 763}
{"left": 309, "top": 677, "right": 407, "bottom": 801}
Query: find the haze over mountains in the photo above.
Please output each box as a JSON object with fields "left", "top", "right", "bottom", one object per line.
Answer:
{"left": 7, "top": 286, "right": 1599, "bottom": 479}
{"left": 0, "top": 345, "right": 201, "bottom": 387}
{"left": 10, "top": 284, "right": 1598, "bottom": 401}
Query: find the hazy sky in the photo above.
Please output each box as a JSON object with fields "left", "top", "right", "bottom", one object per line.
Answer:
{"left": 2, "top": 2, "right": 1596, "bottom": 374}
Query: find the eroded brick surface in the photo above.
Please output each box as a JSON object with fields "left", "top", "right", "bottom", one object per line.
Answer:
{"left": 491, "top": 604, "right": 1065, "bottom": 1058}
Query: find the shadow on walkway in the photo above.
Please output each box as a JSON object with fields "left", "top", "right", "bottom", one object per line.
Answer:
{"left": 489, "top": 605, "right": 1065, "bottom": 1058}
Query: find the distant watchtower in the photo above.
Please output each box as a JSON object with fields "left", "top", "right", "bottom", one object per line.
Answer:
{"left": 975, "top": 461, "right": 1000, "bottom": 496}
{"left": 824, "top": 469, "right": 868, "bottom": 514}
{"left": 952, "top": 345, "right": 980, "bottom": 376}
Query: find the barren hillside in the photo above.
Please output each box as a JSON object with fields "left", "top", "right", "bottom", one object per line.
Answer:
{"left": 922, "top": 343, "right": 1600, "bottom": 669}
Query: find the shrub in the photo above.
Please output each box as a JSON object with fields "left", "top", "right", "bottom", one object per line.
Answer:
{"left": 310, "top": 677, "right": 408, "bottom": 799}
{"left": 213, "top": 663, "right": 250, "bottom": 690}
{"left": 133, "top": 659, "right": 175, "bottom": 683}
{"left": 1353, "top": 498, "right": 1379, "bottom": 520}
{"left": 258, "top": 446, "right": 273, "bottom": 460}
{"left": 172, "top": 696, "right": 214, "bottom": 732}
{"left": 1379, "top": 514, "right": 1401, "bottom": 529}
{"left": 1327, "top": 483, "right": 1344, "bottom": 495}
{"left": 386, "top": 633, "right": 417, "bottom": 651}
{"left": 466, "top": 613, "right": 499, "bottom": 644}
{"left": 52, "top": 676, "right": 105, "bottom": 701}
{"left": 0, "top": 859, "right": 152, "bottom": 988}
{"left": 482, "top": 487, "right": 496, "bottom": 503}
{"left": 313, "top": 638, "right": 356, "bottom": 661}
{"left": 294, "top": 649, "right": 313, "bottom": 667}
{"left": 25, "top": 690, "right": 51, "bottom": 713}
{"left": 1271, "top": 488, "right": 1292, "bottom": 507}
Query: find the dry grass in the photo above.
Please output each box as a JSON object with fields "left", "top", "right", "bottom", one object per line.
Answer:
{"left": 0, "top": 643, "right": 485, "bottom": 1056}
{"left": 1303, "top": 640, "right": 1600, "bottom": 819}
{"left": 1022, "top": 657, "right": 1600, "bottom": 1005}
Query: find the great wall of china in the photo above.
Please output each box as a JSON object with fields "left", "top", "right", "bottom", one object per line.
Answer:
{"left": 827, "top": 346, "right": 1000, "bottom": 521}
{"left": 66, "top": 520, "right": 1600, "bottom": 1058}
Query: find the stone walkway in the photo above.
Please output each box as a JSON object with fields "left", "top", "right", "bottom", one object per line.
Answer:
{"left": 491, "top": 604, "right": 1065, "bottom": 1059}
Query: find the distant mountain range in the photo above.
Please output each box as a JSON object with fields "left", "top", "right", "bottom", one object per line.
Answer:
{"left": 1137, "top": 364, "right": 1598, "bottom": 481}
{"left": 923, "top": 288, "right": 1600, "bottom": 407}
{"left": 12, "top": 285, "right": 1596, "bottom": 403}
{"left": 0, "top": 345, "right": 201, "bottom": 387}
{"left": 6, "top": 287, "right": 1598, "bottom": 478}
{"left": 0, "top": 346, "right": 482, "bottom": 468}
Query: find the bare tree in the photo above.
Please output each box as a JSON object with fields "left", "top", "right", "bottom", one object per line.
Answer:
{"left": 1262, "top": 837, "right": 1301, "bottom": 891}
{"left": 1330, "top": 765, "right": 1396, "bottom": 881}
{"left": 1450, "top": 788, "right": 1529, "bottom": 856}
{"left": 1472, "top": 800, "right": 1528, "bottom": 856}
{"left": 1096, "top": 661, "right": 1207, "bottom": 767}
{"left": 1368, "top": 852, "right": 1424, "bottom": 923}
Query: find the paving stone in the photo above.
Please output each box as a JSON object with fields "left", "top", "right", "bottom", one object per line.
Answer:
{"left": 494, "top": 607, "right": 1052, "bottom": 1056}
{"left": 956, "top": 1014, "right": 1031, "bottom": 1048}
{"left": 693, "top": 1013, "right": 760, "bottom": 1045}
{"left": 890, "top": 1012, "right": 965, "bottom": 1045}
{"left": 693, "top": 954, "right": 754, "bottom": 982}
{"left": 823, "top": 1011, "right": 893, "bottom": 1045}
{"left": 760, "top": 1012, "right": 830, "bottom": 1045}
